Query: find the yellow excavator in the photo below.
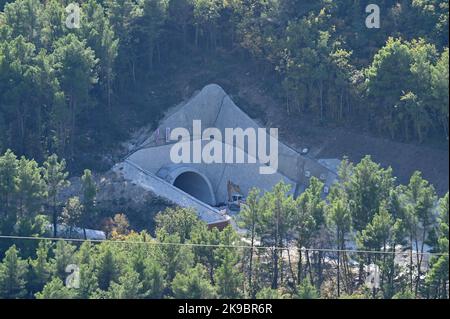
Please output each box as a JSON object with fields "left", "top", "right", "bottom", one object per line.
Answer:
{"left": 227, "top": 180, "right": 245, "bottom": 212}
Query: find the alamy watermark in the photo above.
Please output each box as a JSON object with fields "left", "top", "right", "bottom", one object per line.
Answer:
{"left": 169, "top": 120, "right": 279, "bottom": 175}
{"left": 63, "top": 2, "right": 379, "bottom": 31}
{"left": 65, "top": 3, "right": 81, "bottom": 29}
{"left": 365, "top": 263, "right": 381, "bottom": 289}
{"left": 366, "top": 4, "right": 381, "bottom": 29}
{"left": 65, "top": 264, "right": 80, "bottom": 289}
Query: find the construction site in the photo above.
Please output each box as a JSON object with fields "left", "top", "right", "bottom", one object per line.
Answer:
{"left": 112, "top": 84, "right": 340, "bottom": 228}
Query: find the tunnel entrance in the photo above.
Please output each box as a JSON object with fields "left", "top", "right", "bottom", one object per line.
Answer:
{"left": 173, "top": 171, "right": 216, "bottom": 206}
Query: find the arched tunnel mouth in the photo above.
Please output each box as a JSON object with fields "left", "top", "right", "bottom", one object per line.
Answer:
{"left": 173, "top": 171, "right": 216, "bottom": 206}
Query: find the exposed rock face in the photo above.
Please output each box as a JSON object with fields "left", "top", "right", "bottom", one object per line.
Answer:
{"left": 60, "top": 169, "right": 175, "bottom": 232}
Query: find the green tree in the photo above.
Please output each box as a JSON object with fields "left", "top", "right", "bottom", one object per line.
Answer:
{"left": 425, "top": 192, "right": 449, "bottom": 299}
{"left": 171, "top": 264, "right": 216, "bottom": 299}
{"left": 81, "top": 169, "right": 97, "bottom": 238}
{"left": 127, "top": 235, "right": 165, "bottom": 298}
{"left": 140, "top": 257, "right": 165, "bottom": 299}
{"left": 27, "top": 241, "right": 52, "bottom": 295}
{"left": 365, "top": 38, "right": 414, "bottom": 138}
{"left": 35, "top": 277, "right": 75, "bottom": 299}
{"left": 77, "top": 263, "right": 98, "bottom": 299}
{"left": 0, "top": 245, "right": 28, "bottom": 298}
{"left": 61, "top": 196, "right": 84, "bottom": 236}
{"left": 155, "top": 230, "right": 193, "bottom": 282}
{"left": 404, "top": 171, "right": 437, "bottom": 296}
{"left": 293, "top": 280, "right": 319, "bottom": 299}
{"left": 343, "top": 155, "right": 395, "bottom": 233}
{"left": 0, "top": 150, "right": 18, "bottom": 224}
{"left": 190, "top": 223, "right": 220, "bottom": 284}
{"left": 75, "top": 242, "right": 98, "bottom": 299}
{"left": 155, "top": 207, "right": 201, "bottom": 243}
{"left": 238, "top": 188, "right": 261, "bottom": 296}
{"left": 15, "top": 156, "right": 45, "bottom": 220}
{"left": 51, "top": 33, "right": 98, "bottom": 158}
{"left": 326, "top": 197, "right": 352, "bottom": 297}
{"left": 2, "top": 0, "right": 43, "bottom": 44}
{"left": 81, "top": 0, "right": 118, "bottom": 110}
{"left": 431, "top": 48, "right": 449, "bottom": 139}
{"left": 260, "top": 182, "right": 295, "bottom": 289}
{"left": 51, "top": 240, "right": 76, "bottom": 281}
{"left": 43, "top": 154, "right": 69, "bottom": 237}
{"left": 131, "top": 0, "right": 167, "bottom": 71}
{"left": 214, "top": 248, "right": 243, "bottom": 298}
{"left": 255, "top": 287, "right": 285, "bottom": 299}
{"left": 192, "top": 0, "right": 222, "bottom": 49}
{"left": 293, "top": 177, "right": 325, "bottom": 286}
{"left": 40, "top": 0, "right": 66, "bottom": 49}
{"left": 357, "top": 204, "right": 402, "bottom": 298}
{"left": 167, "top": 0, "right": 194, "bottom": 51}
{"left": 107, "top": 268, "right": 143, "bottom": 299}
{"left": 96, "top": 244, "right": 120, "bottom": 291}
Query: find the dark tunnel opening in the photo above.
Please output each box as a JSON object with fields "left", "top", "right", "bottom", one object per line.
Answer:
{"left": 173, "top": 171, "right": 215, "bottom": 206}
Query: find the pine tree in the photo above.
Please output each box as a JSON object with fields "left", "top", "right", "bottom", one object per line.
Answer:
{"left": 356, "top": 204, "right": 402, "bottom": 298}
{"left": 255, "top": 287, "right": 285, "bottom": 299}
{"left": 171, "top": 264, "right": 216, "bottom": 299}
{"left": 51, "top": 240, "right": 76, "bottom": 281}
{"left": 155, "top": 207, "right": 201, "bottom": 243}
{"left": 27, "top": 241, "right": 51, "bottom": 295}
{"left": 0, "top": 150, "right": 18, "bottom": 221}
{"left": 61, "top": 196, "right": 84, "bottom": 237}
{"left": 43, "top": 154, "right": 69, "bottom": 237}
{"left": 35, "top": 277, "right": 75, "bottom": 299}
{"left": 155, "top": 230, "right": 193, "bottom": 283}
{"left": 190, "top": 223, "right": 220, "bottom": 284}
{"left": 107, "top": 268, "right": 143, "bottom": 299}
{"left": 214, "top": 248, "right": 243, "bottom": 298}
{"left": 260, "top": 182, "right": 295, "bottom": 289}
{"left": 141, "top": 257, "right": 165, "bottom": 299}
{"left": 344, "top": 155, "right": 395, "bottom": 232}
{"left": 326, "top": 197, "right": 352, "bottom": 297}
{"left": 81, "top": 169, "right": 97, "bottom": 238}
{"left": 77, "top": 263, "right": 98, "bottom": 299}
{"left": 294, "top": 280, "right": 319, "bottom": 299}
{"left": 405, "top": 171, "right": 437, "bottom": 296}
{"left": 75, "top": 242, "right": 98, "bottom": 299}
{"left": 425, "top": 193, "right": 449, "bottom": 299}
{"left": 431, "top": 48, "right": 449, "bottom": 139}
{"left": 0, "top": 245, "right": 28, "bottom": 298}
{"left": 96, "top": 244, "right": 120, "bottom": 291}
{"left": 293, "top": 178, "right": 321, "bottom": 285}
{"left": 51, "top": 34, "right": 98, "bottom": 158}
{"left": 237, "top": 188, "right": 261, "bottom": 296}
{"left": 80, "top": 0, "right": 118, "bottom": 110}
{"left": 15, "top": 157, "right": 45, "bottom": 220}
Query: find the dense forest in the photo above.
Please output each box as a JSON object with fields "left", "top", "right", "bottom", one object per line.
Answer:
{"left": 0, "top": 0, "right": 448, "bottom": 171}
{"left": 0, "top": 0, "right": 448, "bottom": 299}
{"left": 0, "top": 150, "right": 448, "bottom": 299}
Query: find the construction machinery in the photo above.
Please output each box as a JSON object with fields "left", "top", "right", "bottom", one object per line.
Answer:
{"left": 227, "top": 180, "right": 245, "bottom": 212}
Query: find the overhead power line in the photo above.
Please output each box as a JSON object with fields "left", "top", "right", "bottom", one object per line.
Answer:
{"left": 0, "top": 235, "right": 448, "bottom": 257}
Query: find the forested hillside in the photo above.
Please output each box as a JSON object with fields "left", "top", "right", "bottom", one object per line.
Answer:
{"left": 0, "top": 149, "right": 448, "bottom": 299}
{"left": 0, "top": 0, "right": 448, "bottom": 300}
{"left": 0, "top": 0, "right": 448, "bottom": 171}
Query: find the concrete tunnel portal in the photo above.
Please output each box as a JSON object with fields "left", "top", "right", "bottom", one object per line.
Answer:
{"left": 172, "top": 170, "right": 216, "bottom": 207}
{"left": 123, "top": 84, "right": 339, "bottom": 226}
